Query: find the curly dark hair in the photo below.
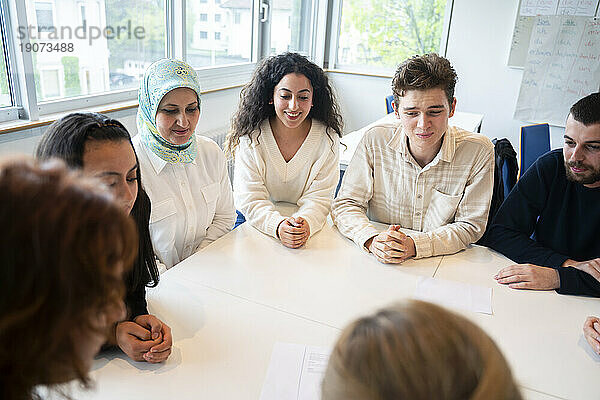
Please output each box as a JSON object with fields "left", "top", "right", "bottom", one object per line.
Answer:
{"left": 225, "top": 52, "right": 343, "bottom": 157}
{"left": 392, "top": 53, "right": 458, "bottom": 108}
{"left": 0, "top": 157, "right": 137, "bottom": 400}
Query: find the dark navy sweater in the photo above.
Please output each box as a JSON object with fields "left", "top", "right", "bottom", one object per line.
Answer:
{"left": 485, "top": 149, "right": 600, "bottom": 297}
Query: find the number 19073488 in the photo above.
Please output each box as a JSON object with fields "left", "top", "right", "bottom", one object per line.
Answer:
{"left": 20, "top": 42, "right": 74, "bottom": 52}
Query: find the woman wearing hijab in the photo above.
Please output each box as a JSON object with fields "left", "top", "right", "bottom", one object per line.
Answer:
{"left": 133, "top": 59, "right": 236, "bottom": 269}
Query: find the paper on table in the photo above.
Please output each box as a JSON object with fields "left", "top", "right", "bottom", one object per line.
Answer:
{"left": 414, "top": 277, "right": 493, "bottom": 315}
{"left": 259, "top": 342, "right": 331, "bottom": 400}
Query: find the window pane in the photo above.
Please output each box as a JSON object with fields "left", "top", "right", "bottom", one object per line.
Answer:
{"left": 186, "top": 0, "right": 252, "bottom": 68}
{"left": 0, "top": 29, "right": 11, "bottom": 108}
{"left": 336, "top": 0, "right": 449, "bottom": 72}
{"left": 267, "top": 0, "right": 312, "bottom": 56}
{"left": 25, "top": 0, "right": 165, "bottom": 102}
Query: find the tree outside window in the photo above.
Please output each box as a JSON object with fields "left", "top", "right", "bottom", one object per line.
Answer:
{"left": 337, "top": 0, "right": 449, "bottom": 72}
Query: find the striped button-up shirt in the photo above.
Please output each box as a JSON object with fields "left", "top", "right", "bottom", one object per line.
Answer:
{"left": 331, "top": 123, "right": 494, "bottom": 258}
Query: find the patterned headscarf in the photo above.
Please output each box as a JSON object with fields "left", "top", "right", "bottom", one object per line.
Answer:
{"left": 137, "top": 59, "right": 202, "bottom": 164}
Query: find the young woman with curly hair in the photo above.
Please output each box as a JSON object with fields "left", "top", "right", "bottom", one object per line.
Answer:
{"left": 226, "top": 52, "right": 343, "bottom": 248}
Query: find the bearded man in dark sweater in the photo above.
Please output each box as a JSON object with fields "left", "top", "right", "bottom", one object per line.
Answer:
{"left": 486, "top": 93, "right": 600, "bottom": 297}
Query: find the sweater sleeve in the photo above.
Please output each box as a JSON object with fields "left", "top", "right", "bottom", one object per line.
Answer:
{"left": 199, "top": 145, "right": 236, "bottom": 250}
{"left": 331, "top": 134, "right": 380, "bottom": 250}
{"left": 233, "top": 138, "right": 287, "bottom": 238}
{"left": 408, "top": 140, "right": 494, "bottom": 258}
{"left": 557, "top": 268, "right": 600, "bottom": 297}
{"left": 293, "top": 136, "right": 340, "bottom": 237}
{"left": 484, "top": 155, "right": 570, "bottom": 268}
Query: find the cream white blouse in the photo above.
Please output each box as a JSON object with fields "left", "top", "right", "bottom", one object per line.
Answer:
{"left": 133, "top": 134, "right": 236, "bottom": 269}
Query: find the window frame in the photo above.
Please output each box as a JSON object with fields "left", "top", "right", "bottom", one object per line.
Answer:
{"left": 0, "top": 0, "right": 18, "bottom": 121}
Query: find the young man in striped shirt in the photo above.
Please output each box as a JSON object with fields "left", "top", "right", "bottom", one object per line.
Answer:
{"left": 332, "top": 53, "right": 494, "bottom": 264}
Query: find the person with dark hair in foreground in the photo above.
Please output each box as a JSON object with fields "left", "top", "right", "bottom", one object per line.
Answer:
{"left": 0, "top": 158, "right": 135, "bottom": 400}
{"left": 226, "top": 52, "right": 343, "bottom": 248}
{"left": 332, "top": 53, "right": 494, "bottom": 263}
{"left": 486, "top": 93, "right": 600, "bottom": 296}
{"left": 322, "top": 300, "right": 522, "bottom": 400}
{"left": 37, "top": 112, "right": 172, "bottom": 362}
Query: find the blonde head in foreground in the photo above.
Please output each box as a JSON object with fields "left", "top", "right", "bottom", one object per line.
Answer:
{"left": 322, "top": 300, "right": 522, "bottom": 400}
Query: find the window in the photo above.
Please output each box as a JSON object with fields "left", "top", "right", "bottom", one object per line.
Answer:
{"left": 34, "top": 1, "right": 54, "bottom": 33}
{"left": 335, "top": 0, "right": 451, "bottom": 73}
{"left": 186, "top": 0, "right": 251, "bottom": 68}
{"left": 0, "top": 29, "right": 11, "bottom": 108}
{"left": 23, "top": 0, "right": 165, "bottom": 102}
{"left": 0, "top": 0, "right": 322, "bottom": 123}
{"left": 267, "top": 0, "right": 313, "bottom": 56}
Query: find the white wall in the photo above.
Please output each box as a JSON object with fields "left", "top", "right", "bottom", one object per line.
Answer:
{"left": 0, "top": 87, "right": 242, "bottom": 156}
{"left": 328, "top": 0, "right": 567, "bottom": 152}
{"left": 328, "top": 72, "right": 391, "bottom": 136}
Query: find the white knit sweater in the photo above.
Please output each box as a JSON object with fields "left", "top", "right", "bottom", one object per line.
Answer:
{"left": 233, "top": 119, "right": 340, "bottom": 238}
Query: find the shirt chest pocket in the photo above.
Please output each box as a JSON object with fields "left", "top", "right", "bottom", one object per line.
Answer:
{"left": 149, "top": 198, "right": 178, "bottom": 254}
{"left": 423, "top": 189, "right": 462, "bottom": 231}
{"left": 198, "top": 182, "right": 219, "bottom": 229}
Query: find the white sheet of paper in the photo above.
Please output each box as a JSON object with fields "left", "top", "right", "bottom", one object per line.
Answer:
{"left": 413, "top": 277, "right": 493, "bottom": 315}
{"left": 259, "top": 342, "right": 331, "bottom": 400}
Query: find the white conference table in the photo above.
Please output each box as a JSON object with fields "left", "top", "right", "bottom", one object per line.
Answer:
{"left": 340, "top": 110, "right": 484, "bottom": 167}
{"left": 75, "top": 215, "right": 598, "bottom": 400}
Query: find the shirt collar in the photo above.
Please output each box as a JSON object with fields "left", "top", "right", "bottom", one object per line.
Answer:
{"left": 147, "top": 145, "right": 168, "bottom": 174}
{"left": 145, "top": 143, "right": 197, "bottom": 174}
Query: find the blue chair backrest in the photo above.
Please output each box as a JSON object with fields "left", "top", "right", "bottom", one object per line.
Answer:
{"left": 519, "top": 123, "right": 550, "bottom": 178}
{"left": 385, "top": 95, "right": 394, "bottom": 114}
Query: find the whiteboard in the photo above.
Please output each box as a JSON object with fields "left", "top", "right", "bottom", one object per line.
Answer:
{"left": 508, "top": 0, "right": 600, "bottom": 67}
{"left": 514, "top": 16, "right": 600, "bottom": 125}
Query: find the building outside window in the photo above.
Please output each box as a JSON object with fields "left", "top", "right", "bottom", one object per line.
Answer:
{"left": 23, "top": 0, "right": 165, "bottom": 102}
{"left": 34, "top": 1, "right": 54, "bottom": 33}
{"left": 187, "top": 0, "right": 251, "bottom": 67}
